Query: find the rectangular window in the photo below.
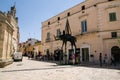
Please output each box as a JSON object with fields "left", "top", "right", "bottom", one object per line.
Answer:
{"left": 108, "top": 0, "right": 113, "bottom": 1}
{"left": 0, "top": 30, "right": 1, "bottom": 40}
{"left": 67, "top": 12, "right": 70, "bottom": 16}
{"left": 82, "top": 5, "right": 85, "bottom": 10}
{"left": 111, "top": 32, "right": 117, "bottom": 38}
{"left": 58, "top": 17, "right": 60, "bottom": 21}
{"left": 48, "top": 22, "right": 50, "bottom": 25}
{"left": 109, "top": 12, "right": 117, "bottom": 21}
{"left": 46, "top": 32, "right": 50, "bottom": 42}
{"left": 56, "top": 29, "right": 61, "bottom": 38}
{"left": 81, "top": 20, "right": 87, "bottom": 33}
{"left": 0, "top": 29, "right": 3, "bottom": 40}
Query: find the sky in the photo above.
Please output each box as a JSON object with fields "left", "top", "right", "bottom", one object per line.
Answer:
{"left": 0, "top": 0, "right": 84, "bottom": 42}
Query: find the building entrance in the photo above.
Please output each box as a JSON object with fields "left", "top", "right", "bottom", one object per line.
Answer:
{"left": 82, "top": 48, "right": 89, "bottom": 62}
{"left": 111, "top": 46, "right": 120, "bottom": 63}
{"left": 54, "top": 49, "right": 63, "bottom": 61}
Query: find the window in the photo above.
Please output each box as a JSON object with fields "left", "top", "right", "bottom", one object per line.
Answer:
{"left": 23, "top": 45, "right": 25, "bottom": 47}
{"left": 0, "top": 29, "right": 3, "bottom": 40}
{"left": 46, "top": 32, "right": 50, "bottom": 42}
{"left": 0, "top": 27, "right": 1, "bottom": 40}
{"left": 81, "top": 20, "right": 87, "bottom": 33}
{"left": 82, "top": 5, "right": 85, "bottom": 10}
{"left": 58, "top": 17, "right": 60, "bottom": 21}
{"left": 0, "top": 30, "right": 2, "bottom": 40}
{"left": 109, "top": 12, "right": 117, "bottom": 21}
{"left": 47, "top": 32, "right": 50, "bottom": 39}
{"left": 28, "top": 43, "right": 31, "bottom": 46}
{"left": 94, "top": 4, "right": 97, "bottom": 7}
{"left": 48, "top": 22, "right": 50, "bottom": 25}
{"left": 67, "top": 12, "right": 70, "bottom": 16}
{"left": 56, "top": 29, "right": 61, "bottom": 38}
{"left": 108, "top": 0, "right": 113, "bottom": 1}
{"left": 111, "top": 32, "right": 117, "bottom": 38}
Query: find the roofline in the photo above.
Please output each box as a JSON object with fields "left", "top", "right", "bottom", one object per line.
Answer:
{"left": 41, "top": 0, "right": 86, "bottom": 24}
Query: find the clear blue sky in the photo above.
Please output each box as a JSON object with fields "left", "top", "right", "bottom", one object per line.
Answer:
{"left": 0, "top": 0, "right": 84, "bottom": 42}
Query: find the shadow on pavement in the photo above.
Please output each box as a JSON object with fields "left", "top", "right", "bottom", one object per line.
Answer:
{"left": 1, "top": 66, "right": 74, "bottom": 73}
{"left": 24, "top": 58, "right": 120, "bottom": 71}
{"left": 49, "top": 61, "right": 120, "bottom": 70}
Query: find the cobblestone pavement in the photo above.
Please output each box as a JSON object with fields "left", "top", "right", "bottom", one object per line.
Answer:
{"left": 0, "top": 57, "right": 120, "bottom": 80}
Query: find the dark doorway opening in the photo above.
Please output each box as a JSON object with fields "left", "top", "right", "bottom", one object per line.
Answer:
{"left": 68, "top": 49, "right": 74, "bottom": 63}
{"left": 75, "top": 48, "right": 80, "bottom": 64}
{"left": 82, "top": 48, "right": 89, "bottom": 62}
{"left": 111, "top": 46, "right": 120, "bottom": 63}
{"left": 54, "top": 49, "right": 63, "bottom": 61}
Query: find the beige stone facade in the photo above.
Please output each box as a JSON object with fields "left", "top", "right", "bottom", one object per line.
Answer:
{"left": 0, "top": 6, "right": 19, "bottom": 67}
{"left": 19, "top": 38, "right": 42, "bottom": 57}
{"left": 34, "top": 41, "right": 43, "bottom": 55}
{"left": 42, "top": 0, "right": 120, "bottom": 64}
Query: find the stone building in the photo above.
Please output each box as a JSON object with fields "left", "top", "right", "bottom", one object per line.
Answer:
{"left": 34, "top": 41, "right": 43, "bottom": 55}
{"left": 0, "top": 6, "right": 19, "bottom": 67}
{"left": 42, "top": 0, "right": 120, "bottom": 64}
{"left": 19, "top": 38, "right": 40, "bottom": 56}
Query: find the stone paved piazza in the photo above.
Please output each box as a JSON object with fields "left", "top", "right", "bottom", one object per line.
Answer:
{"left": 0, "top": 57, "right": 120, "bottom": 80}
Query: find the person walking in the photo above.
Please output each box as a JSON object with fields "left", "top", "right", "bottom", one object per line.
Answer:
{"left": 72, "top": 53, "right": 75, "bottom": 65}
{"left": 99, "top": 53, "right": 102, "bottom": 67}
{"left": 111, "top": 55, "right": 116, "bottom": 66}
{"left": 104, "top": 54, "right": 108, "bottom": 66}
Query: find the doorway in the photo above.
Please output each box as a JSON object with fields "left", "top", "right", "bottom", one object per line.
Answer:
{"left": 111, "top": 46, "right": 120, "bottom": 63}
{"left": 82, "top": 48, "right": 89, "bottom": 62}
{"left": 54, "top": 49, "right": 63, "bottom": 61}
{"left": 68, "top": 49, "right": 74, "bottom": 63}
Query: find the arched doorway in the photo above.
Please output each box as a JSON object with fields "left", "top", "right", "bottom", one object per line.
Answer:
{"left": 111, "top": 46, "right": 120, "bottom": 63}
